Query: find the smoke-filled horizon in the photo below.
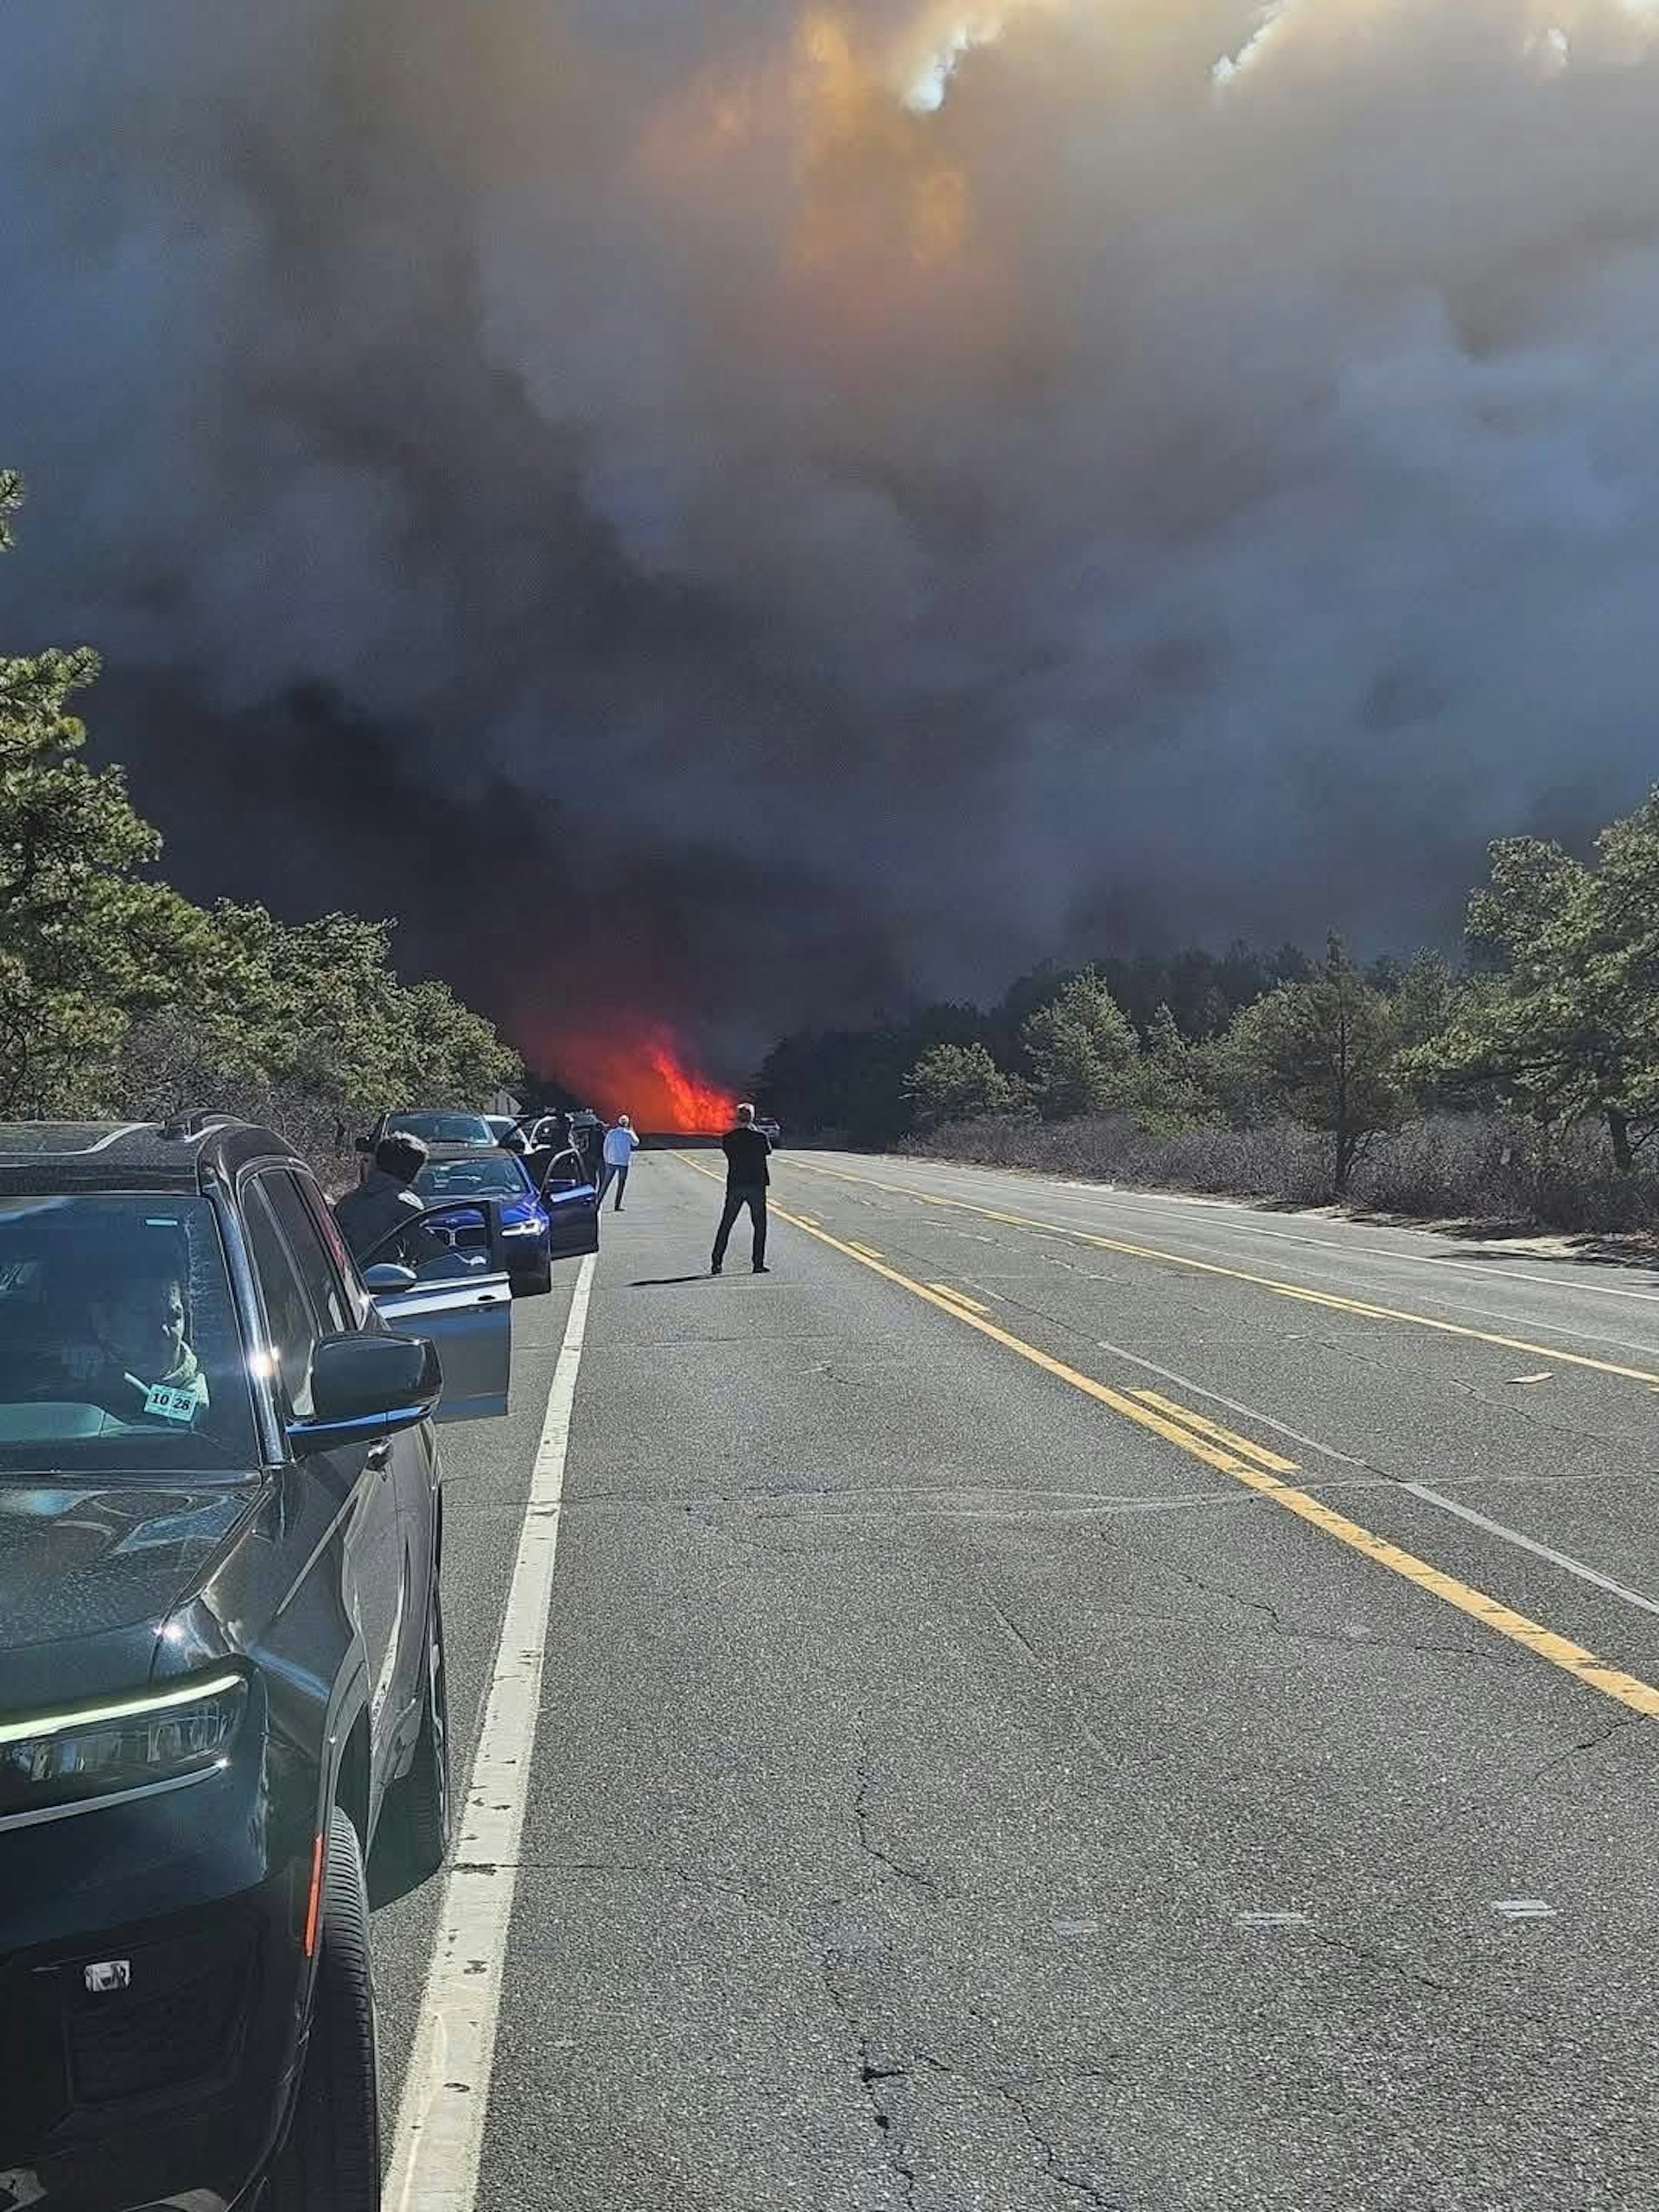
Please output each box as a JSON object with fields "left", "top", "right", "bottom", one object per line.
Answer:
{"left": 6, "top": 0, "right": 1659, "bottom": 1071}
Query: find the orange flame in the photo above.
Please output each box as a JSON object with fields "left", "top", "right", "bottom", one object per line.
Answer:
{"left": 553, "top": 1027, "right": 738, "bottom": 1135}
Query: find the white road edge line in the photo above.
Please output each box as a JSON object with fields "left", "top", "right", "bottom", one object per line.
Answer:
{"left": 1399, "top": 1480, "right": 1659, "bottom": 1625}
{"left": 1087, "top": 1328, "right": 1659, "bottom": 1626}
{"left": 842, "top": 1157, "right": 1659, "bottom": 1310}
{"left": 386, "top": 1254, "right": 596, "bottom": 2212}
{"left": 801, "top": 1154, "right": 1659, "bottom": 1626}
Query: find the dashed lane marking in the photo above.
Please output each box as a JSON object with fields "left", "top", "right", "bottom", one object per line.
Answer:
{"left": 1128, "top": 1389, "right": 1300, "bottom": 1476}
{"left": 782, "top": 1158, "right": 1659, "bottom": 1390}
{"left": 701, "top": 1179, "right": 1659, "bottom": 1726}
{"left": 1084, "top": 1332, "right": 1659, "bottom": 1630}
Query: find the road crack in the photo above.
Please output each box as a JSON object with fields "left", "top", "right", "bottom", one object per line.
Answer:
{"left": 912, "top": 2051, "right": 1127, "bottom": 2209}
{"left": 1520, "top": 1714, "right": 1643, "bottom": 1792}
{"left": 1110, "top": 1545, "right": 1510, "bottom": 1666}
{"left": 987, "top": 1598, "right": 1044, "bottom": 1663}
{"left": 1305, "top": 1931, "right": 1558, "bottom": 2031}
{"left": 817, "top": 1946, "right": 918, "bottom": 2202}
{"left": 855, "top": 1742, "right": 938, "bottom": 1895}
{"left": 1301, "top": 1334, "right": 1630, "bottom": 1453}
{"left": 858, "top": 2047, "right": 918, "bottom": 2201}
{"left": 1306, "top": 1929, "right": 1458, "bottom": 2003}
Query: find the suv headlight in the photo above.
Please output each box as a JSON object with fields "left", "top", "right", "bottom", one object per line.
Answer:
{"left": 0, "top": 1671, "right": 249, "bottom": 1822}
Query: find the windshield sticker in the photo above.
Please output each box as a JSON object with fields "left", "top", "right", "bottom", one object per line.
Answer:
{"left": 143, "top": 1382, "right": 200, "bottom": 1425}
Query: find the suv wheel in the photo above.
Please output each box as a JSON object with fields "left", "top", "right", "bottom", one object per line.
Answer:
{"left": 370, "top": 1586, "right": 450, "bottom": 1905}
{"left": 269, "top": 1805, "right": 378, "bottom": 2211}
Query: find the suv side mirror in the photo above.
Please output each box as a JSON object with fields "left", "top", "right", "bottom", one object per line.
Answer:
{"left": 289, "top": 1332, "right": 442, "bottom": 1455}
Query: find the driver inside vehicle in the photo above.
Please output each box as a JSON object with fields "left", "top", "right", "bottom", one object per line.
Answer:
{"left": 41, "top": 1260, "right": 210, "bottom": 1427}
{"left": 2, "top": 1256, "right": 211, "bottom": 1424}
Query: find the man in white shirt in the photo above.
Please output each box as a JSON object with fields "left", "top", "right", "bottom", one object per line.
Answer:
{"left": 598, "top": 1115, "right": 639, "bottom": 1212}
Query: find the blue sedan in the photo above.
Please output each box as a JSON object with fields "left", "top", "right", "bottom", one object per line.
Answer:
{"left": 413, "top": 1146, "right": 599, "bottom": 1295}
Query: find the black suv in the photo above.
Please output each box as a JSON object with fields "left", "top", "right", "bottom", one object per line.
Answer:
{"left": 0, "top": 1117, "right": 520, "bottom": 2210}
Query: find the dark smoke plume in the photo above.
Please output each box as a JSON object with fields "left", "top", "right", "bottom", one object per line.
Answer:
{"left": 6, "top": 1, "right": 1659, "bottom": 1073}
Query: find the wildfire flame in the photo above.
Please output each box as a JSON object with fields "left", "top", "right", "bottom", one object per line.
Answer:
{"left": 552, "top": 1027, "right": 739, "bottom": 1135}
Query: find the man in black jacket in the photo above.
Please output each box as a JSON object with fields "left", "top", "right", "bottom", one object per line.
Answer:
{"left": 334, "top": 1130, "right": 430, "bottom": 1262}
{"left": 711, "top": 1103, "right": 772, "bottom": 1276}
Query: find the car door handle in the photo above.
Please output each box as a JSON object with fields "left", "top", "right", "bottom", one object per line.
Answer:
{"left": 367, "top": 1440, "right": 392, "bottom": 1472}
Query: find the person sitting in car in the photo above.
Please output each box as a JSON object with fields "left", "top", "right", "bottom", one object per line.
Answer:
{"left": 50, "top": 1262, "right": 209, "bottom": 1427}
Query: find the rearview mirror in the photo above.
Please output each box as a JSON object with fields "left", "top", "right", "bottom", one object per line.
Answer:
{"left": 363, "top": 1262, "right": 417, "bottom": 1293}
{"left": 288, "top": 1332, "right": 442, "bottom": 1455}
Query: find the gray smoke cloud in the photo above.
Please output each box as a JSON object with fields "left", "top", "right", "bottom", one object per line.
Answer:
{"left": 5, "top": 0, "right": 1659, "bottom": 1071}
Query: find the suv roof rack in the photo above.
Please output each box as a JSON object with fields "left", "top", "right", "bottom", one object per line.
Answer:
{"left": 158, "top": 1109, "right": 236, "bottom": 1141}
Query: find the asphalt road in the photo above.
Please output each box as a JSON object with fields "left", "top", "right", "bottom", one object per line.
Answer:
{"left": 376, "top": 1147, "right": 1659, "bottom": 2212}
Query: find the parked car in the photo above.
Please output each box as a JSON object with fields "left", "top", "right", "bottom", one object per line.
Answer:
{"left": 0, "top": 1114, "right": 518, "bottom": 2210}
{"left": 485, "top": 1114, "right": 550, "bottom": 1156}
{"left": 412, "top": 1142, "right": 600, "bottom": 1298}
{"left": 520, "top": 1114, "right": 570, "bottom": 1153}
{"left": 757, "top": 1117, "right": 782, "bottom": 1147}
{"left": 358, "top": 1109, "right": 499, "bottom": 1161}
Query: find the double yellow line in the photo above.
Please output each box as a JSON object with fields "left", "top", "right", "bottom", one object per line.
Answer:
{"left": 786, "top": 1156, "right": 1659, "bottom": 1390}
{"left": 677, "top": 1155, "right": 1659, "bottom": 1722}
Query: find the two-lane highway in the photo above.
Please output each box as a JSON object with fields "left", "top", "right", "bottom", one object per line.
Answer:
{"left": 378, "top": 1147, "right": 1659, "bottom": 2211}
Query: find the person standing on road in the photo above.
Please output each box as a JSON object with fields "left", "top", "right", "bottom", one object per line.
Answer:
{"left": 711, "top": 1103, "right": 772, "bottom": 1276}
{"left": 570, "top": 1111, "right": 602, "bottom": 1184}
{"left": 523, "top": 1109, "right": 570, "bottom": 1193}
{"left": 598, "top": 1115, "right": 639, "bottom": 1212}
{"left": 333, "top": 1131, "right": 430, "bottom": 1262}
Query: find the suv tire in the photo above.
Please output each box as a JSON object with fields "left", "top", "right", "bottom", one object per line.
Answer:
{"left": 370, "top": 1586, "right": 450, "bottom": 1905}
{"left": 269, "top": 1805, "right": 378, "bottom": 2211}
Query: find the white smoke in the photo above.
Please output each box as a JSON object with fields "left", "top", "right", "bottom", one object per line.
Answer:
{"left": 5, "top": 0, "right": 1659, "bottom": 1042}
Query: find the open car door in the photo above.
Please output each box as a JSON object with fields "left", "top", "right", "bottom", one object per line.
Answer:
{"left": 359, "top": 1198, "right": 513, "bottom": 1421}
{"left": 537, "top": 1148, "right": 601, "bottom": 1264}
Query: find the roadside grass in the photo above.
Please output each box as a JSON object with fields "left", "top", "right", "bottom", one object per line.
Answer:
{"left": 903, "top": 1110, "right": 1659, "bottom": 1247}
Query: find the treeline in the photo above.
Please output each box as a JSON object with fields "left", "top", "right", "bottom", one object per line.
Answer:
{"left": 1, "top": 474, "right": 518, "bottom": 1173}
{"left": 758, "top": 795, "right": 1659, "bottom": 1233}
{"left": 754, "top": 943, "right": 1327, "bottom": 1149}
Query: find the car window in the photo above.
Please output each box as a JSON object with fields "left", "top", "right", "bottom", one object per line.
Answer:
{"left": 390, "top": 1112, "right": 495, "bottom": 1147}
{"left": 0, "top": 1193, "right": 260, "bottom": 1475}
{"left": 260, "top": 1171, "right": 357, "bottom": 1336}
{"left": 241, "top": 1178, "right": 324, "bottom": 1421}
{"left": 359, "top": 1198, "right": 505, "bottom": 1281}
{"left": 414, "top": 1156, "right": 531, "bottom": 1199}
{"left": 299, "top": 1174, "right": 372, "bottom": 1324}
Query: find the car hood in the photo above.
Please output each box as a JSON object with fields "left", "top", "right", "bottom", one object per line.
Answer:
{"left": 0, "top": 1480, "right": 264, "bottom": 1677}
